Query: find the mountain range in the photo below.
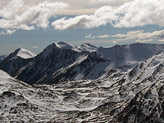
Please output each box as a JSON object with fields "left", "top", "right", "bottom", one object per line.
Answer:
{"left": 0, "top": 42, "right": 164, "bottom": 85}
{"left": 0, "top": 42, "right": 164, "bottom": 122}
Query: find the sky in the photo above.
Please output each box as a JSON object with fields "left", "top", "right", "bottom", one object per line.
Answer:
{"left": 0, "top": 0, "right": 164, "bottom": 55}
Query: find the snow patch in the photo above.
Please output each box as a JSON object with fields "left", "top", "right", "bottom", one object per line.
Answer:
{"left": 16, "top": 48, "right": 36, "bottom": 59}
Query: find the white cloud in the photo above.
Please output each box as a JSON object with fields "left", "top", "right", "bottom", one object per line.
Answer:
{"left": 85, "top": 34, "right": 110, "bottom": 39}
{"left": 52, "top": 6, "right": 116, "bottom": 30}
{"left": 159, "top": 39, "right": 164, "bottom": 42}
{"left": 112, "top": 30, "right": 164, "bottom": 43}
{"left": 85, "top": 34, "right": 96, "bottom": 39}
{"left": 112, "top": 41, "right": 117, "bottom": 44}
{"left": 91, "top": 0, "right": 131, "bottom": 6}
{"left": 32, "top": 46, "right": 39, "bottom": 49}
{"left": 0, "top": 0, "right": 131, "bottom": 16}
{"left": 136, "top": 39, "right": 153, "bottom": 43}
{"left": 113, "top": 0, "right": 164, "bottom": 27}
{"left": 0, "top": 30, "right": 16, "bottom": 35}
{"left": 52, "top": 0, "right": 164, "bottom": 30}
{"left": 1, "top": 0, "right": 164, "bottom": 32}
{"left": 97, "top": 34, "right": 110, "bottom": 39}
{"left": 0, "top": 0, "right": 68, "bottom": 30}
{"left": 112, "top": 30, "right": 164, "bottom": 39}
{"left": 85, "top": 29, "right": 164, "bottom": 43}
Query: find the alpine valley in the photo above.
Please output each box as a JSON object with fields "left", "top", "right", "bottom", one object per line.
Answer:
{"left": 0, "top": 42, "right": 164, "bottom": 123}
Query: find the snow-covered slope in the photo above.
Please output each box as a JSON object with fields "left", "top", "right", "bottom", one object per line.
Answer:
{"left": 1, "top": 69, "right": 115, "bottom": 122}
{"left": 0, "top": 48, "right": 35, "bottom": 75}
{"left": 57, "top": 41, "right": 74, "bottom": 49}
{"left": 97, "top": 43, "right": 164, "bottom": 67}
{"left": 78, "top": 43, "right": 98, "bottom": 52}
{"left": 1, "top": 50, "right": 164, "bottom": 122}
{"left": 52, "top": 50, "right": 164, "bottom": 122}
{"left": 0, "top": 48, "right": 35, "bottom": 60}
{"left": 16, "top": 48, "right": 36, "bottom": 59}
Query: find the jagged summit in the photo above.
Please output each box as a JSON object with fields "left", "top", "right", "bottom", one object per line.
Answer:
{"left": 57, "top": 41, "right": 74, "bottom": 49}
{"left": 11, "top": 48, "right": 36, "bottom": 59}
{"left": 0, "top": 48, "right": 35, "bottom": 76}
{"left": 41, "top": 42, "right": 76, "bottom": 57}
{"left": 78, "top": 43, "right": 98, "bottom": 52}
{"left": 58, "top": 41, "right": 68, "bottom": 45}
{"left": 41, "top": 42, "right": 98, "bottom": 55}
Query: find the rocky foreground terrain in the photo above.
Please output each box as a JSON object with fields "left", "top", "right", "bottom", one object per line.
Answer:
{"left": 0, "top": 46, "right": 164, "bottom": 122}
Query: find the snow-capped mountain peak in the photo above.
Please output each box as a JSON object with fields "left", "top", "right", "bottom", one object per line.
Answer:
{"left": 41, "top": 42, "right": 75, "bottom": 57}
{"left": 78, "top": 43, "right": 98, "bottom": 52}
{"left": 15, "top": 48, "right": 36, "bottom": 59}
{"left": 57, "top": 41, "right": 74, "bottom": 49}
{"left": 49, "top": 41, "right": 74, "bottom": 50}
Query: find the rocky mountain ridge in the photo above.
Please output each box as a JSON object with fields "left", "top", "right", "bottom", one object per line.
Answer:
{"left": 0, "top": 42, "right": 164, "bottom": 85}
